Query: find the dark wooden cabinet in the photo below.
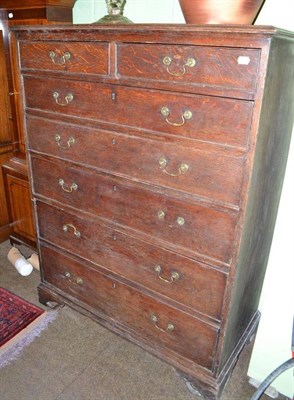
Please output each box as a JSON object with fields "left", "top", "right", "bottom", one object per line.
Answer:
{"left": 0, "top": 23, "right": 14, "bottom": 243}
{"left": 0, "top": 0, "right": 76, "bottom": 248}
{"left": 14, "top": 24, "right": 294, "bottom": 399}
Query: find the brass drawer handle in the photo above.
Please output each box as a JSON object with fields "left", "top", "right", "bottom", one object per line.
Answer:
{"left": 150, "top": 313, "right": 175, "bottom": 333}
{"left": 157, "top": 211, "right": 185, "bottom": 226}
{"left": 53, "top": 91, "right": 74, "bottom": 107}
{"left": 176, "top": 216, "right": 185, "bottom": 226}
{"left": 62, "top": 224, "right": 81, "bottom": 238}
{"left": 161, "top": 107, "right": 192, "bottom": 127}
{"left": 54, "top": 134, "right": 75, "bottom": 149}
{"left": 154, "top": 265, "right": 180, "bottom": 283}
{"left": 64, "top": 271, "right": 83, "bottom": 285}
{"left": 58, "top": 178, "right": 78, "bottom": 193}
{"left": 159, "top": 157, "right": 189, "bottom": 177}
{"left": 157, "top": 210, "right": 166, "bottom": 220}
{"left": 162, "top": 56, "right": 196, "bottom": 77}
{"left": 49, "top": 50, "right": 71, "bottom": 65}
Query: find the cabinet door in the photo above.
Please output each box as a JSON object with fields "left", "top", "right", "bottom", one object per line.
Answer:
{"left": 5, "top": 173, "right": 36, "bottom": 245}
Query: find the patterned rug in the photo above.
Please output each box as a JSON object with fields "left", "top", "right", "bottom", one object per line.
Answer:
{"left": 0, "top": 287, "right": 57, "bottom": 368}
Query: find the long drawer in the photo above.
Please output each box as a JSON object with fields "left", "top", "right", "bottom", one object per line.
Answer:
{"left": 23, "top": 75, "right": 253, "bottom": 148}
{"left": 36, "top": 200, "right": 227, "bottom": 320}
{"left": 117, "top": 43, "right": 260, "bottom": 92}
{"left": 40, "top": 242, "right": 219, "bottom": 370}
{"left": 19, "top": 41, "right": 109, "bottom": 75}
{"left": 27, "top": 115, "right": 245, "bottom": 206}
{"left": 30, "top": 155, "right": 238, "bottom": 265}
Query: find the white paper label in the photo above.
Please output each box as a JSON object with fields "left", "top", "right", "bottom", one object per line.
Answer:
{"left": 238, "top": 56, "right": 251, "bottom": 65}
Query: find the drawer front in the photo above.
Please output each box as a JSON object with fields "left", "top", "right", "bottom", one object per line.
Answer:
{"left": 19, "top": 41, "right": 109, "bottom": 75}
{"left": 31, "top": 155, "right": 238, "bottom": 265}
{"left": 40, "top": 243, "right": 218, "bottom": 369}
{"left": 117, "top": 44, "right": 260, "bottom": 92}
{"left": 24, "top": 76, "right": 253, "bottom": 148}
{"left": 37, "top": 201, "right": 227, "bottom": 320}
{"left": 27, "top": 116, "right": 245, "bottom": 206}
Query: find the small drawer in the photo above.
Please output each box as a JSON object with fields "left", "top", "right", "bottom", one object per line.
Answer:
{"left": 31, "top": 155, "right": 238, "bottom": 265}
{"left": 19, "top": 41, "right": 109, "bottom": 75}
{"left": 36, "top": 200, "right": 227, "bottom": 320}
{"left": 27, "top": 115, "right": 245, "bottom": 206}
{"left": 23, "top": 76, "right": 253, "bottom": 149}
{"left": 117, "top": 44, "right": 260, "bottom": 93}
{"left": 40, "top": 243, "right": 219, "bottom": 370}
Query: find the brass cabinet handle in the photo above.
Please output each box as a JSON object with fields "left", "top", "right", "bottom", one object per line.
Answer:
{"left": 58, "top": 178, "right": 78, "bottom": 193}
{"left": 162, "top": 56, "right": 196, "bottom": 77}
{"left": 62, "top": 223, "right": 81, "bottom": 238}
{"left": 161, "top": 107, "right": 192, "bottom": 127}
{"left": 49, "top": 50, "right": 71, "bottom": 65}
{"left": 150, "top": 313, "right": 175, "bottom": 333}
{"left": 64, "top": 271, "right": 83, "bottom": 285}
{"left": 159, "top": 157, "right": 189, "bottom": 177}
{"left": 53, "top": 91, "right": 74, "bottom": 107}
{"left": 54, "top": 134, "right": 75, "bottom": 149}
{"left": 154, "top": 265, "right": 180, "bottom": 283}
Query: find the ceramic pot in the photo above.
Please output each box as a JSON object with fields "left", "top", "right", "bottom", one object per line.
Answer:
{"left": 178, "top": 0, "right": 266, "bottom": 24}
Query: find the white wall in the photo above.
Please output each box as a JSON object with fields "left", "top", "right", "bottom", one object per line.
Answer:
{"left": 73, "top": 0, "right": 185, "bottom": 24}
{"left": 255, "top": 0, "right": 293, "bottom": 30}
{"left": 73, "top": 0, "right": 294, "bottom": 397}
{"left": 249, "top": 2, "right": 294, "bottom": 398}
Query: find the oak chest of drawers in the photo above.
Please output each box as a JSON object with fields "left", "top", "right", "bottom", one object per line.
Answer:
{"left": 14, "top": 25, "right": 294, "bottom": 399}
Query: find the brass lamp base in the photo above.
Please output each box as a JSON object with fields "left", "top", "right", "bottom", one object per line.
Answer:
{"left": 95, "top": 0, "right": 132, "bottom": 25}
{"left": 95, "top": 14, "right": 132, "bottom": 24}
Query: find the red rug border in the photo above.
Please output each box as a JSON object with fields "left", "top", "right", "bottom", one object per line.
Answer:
{"left": 0, "top": 287, "right": 45, "bottom": 348}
